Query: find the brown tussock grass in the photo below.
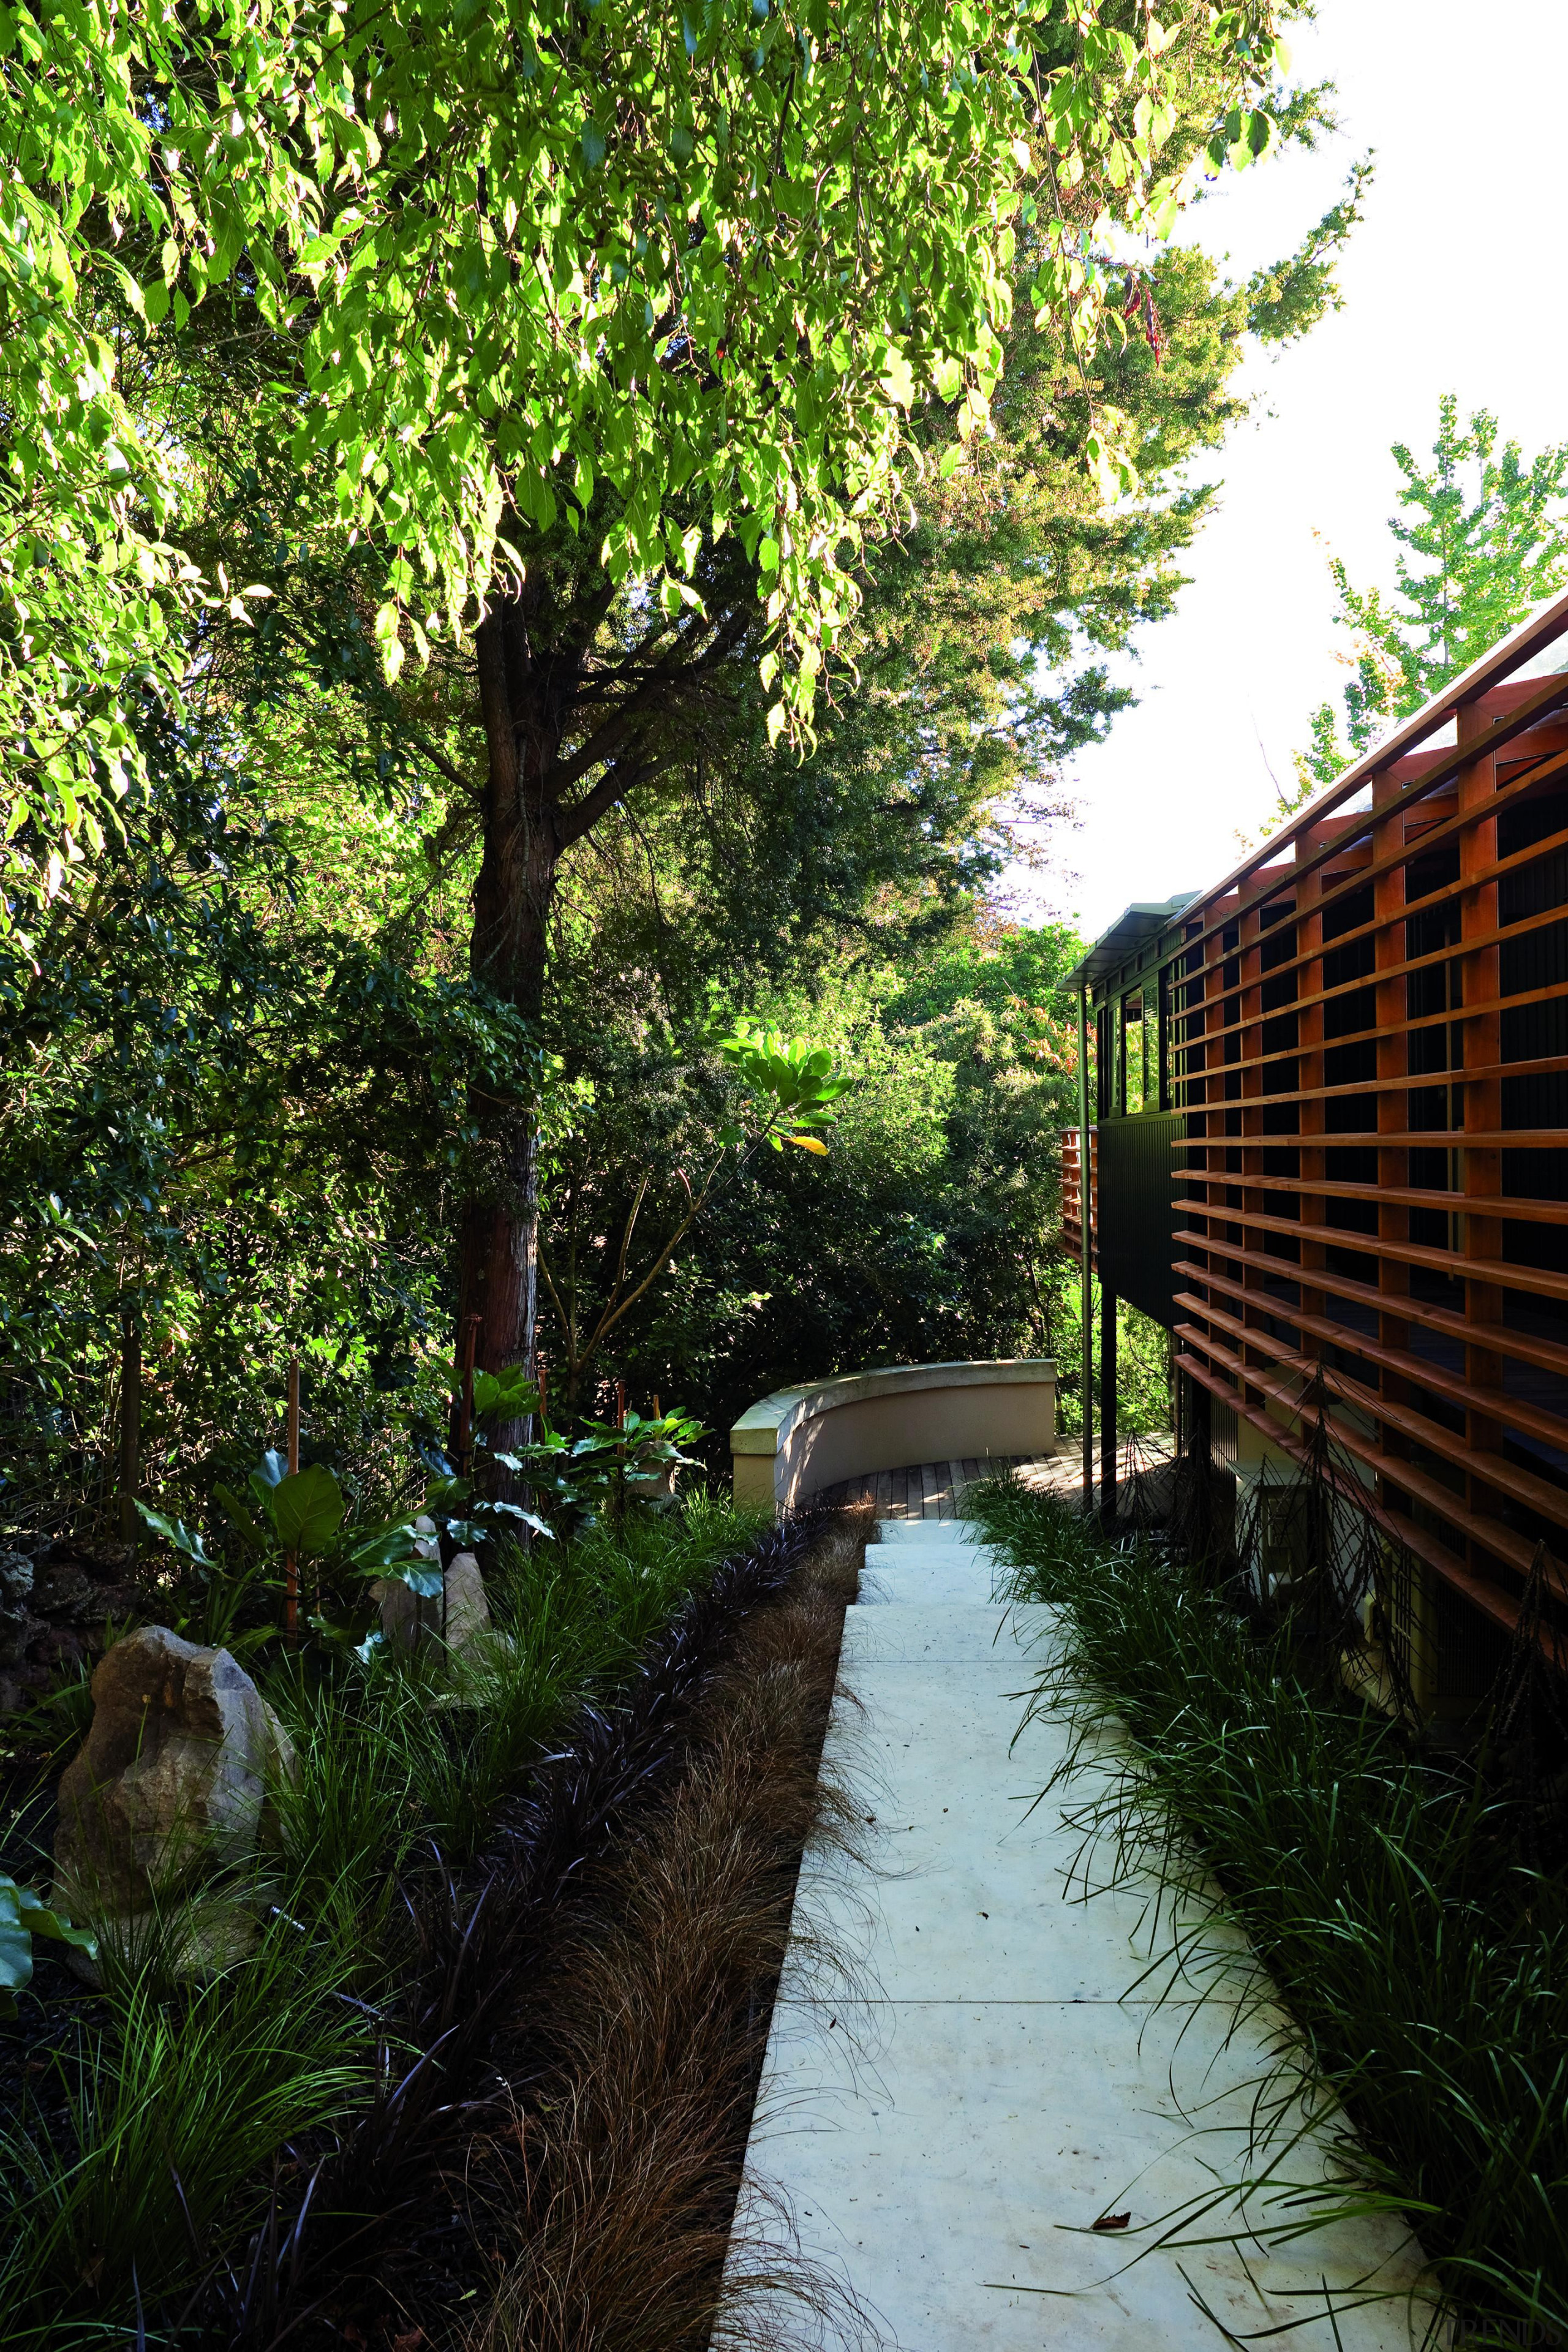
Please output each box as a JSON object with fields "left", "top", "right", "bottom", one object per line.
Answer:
{"left": 464, "top": 1509, "right": 880, "bottom": 2352}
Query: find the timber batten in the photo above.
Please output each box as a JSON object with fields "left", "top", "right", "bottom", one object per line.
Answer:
{"left": 1063, "top": 589, "right": 1568, "bottom": 1664}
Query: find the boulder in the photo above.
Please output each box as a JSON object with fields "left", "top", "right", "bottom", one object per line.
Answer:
{"left": 369, "top": 1513, "right": 445, "bottom": 1645}
{"left": 31, "top": 1540, "right": 141, "bottom": 1627}
{"left": 52, "top": 1626, "right": 297, "bottom": 1917}
{"left": 0, "top": 1548, "right": 34, "bottom": 1606}
{"left": 370, "top": 1572, "right": 428, "bottom": 1648}
{"left": 0, "top": 1536, "right": 149, "bottom": 1717}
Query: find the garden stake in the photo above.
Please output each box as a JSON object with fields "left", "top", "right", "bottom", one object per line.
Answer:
{"left": 118, "top": 1305, "right": 140, "bottom": 1546}
{"left": 284, "top": 1355, "right": 300, "bottom": 1643}
{"left": 456, "top": 1312, "right": 480, "bottom": 1482}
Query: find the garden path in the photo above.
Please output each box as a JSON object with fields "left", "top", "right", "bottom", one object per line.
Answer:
{"left": 732, "top": 1513, "right": 1444, "bottom": 2351}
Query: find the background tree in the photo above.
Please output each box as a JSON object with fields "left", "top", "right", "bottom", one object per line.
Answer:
{"left": 4, "top": 0, "right": 1302, "bottom": 1405}
{"left": 1291, "top": 395, "right": 1568, "bottom": 796}
{"left": 0, "top": 1, "right": 1374, "bottom": 1539}
{"left": 0, "top": 720, "right": 541, "bottom": 1534}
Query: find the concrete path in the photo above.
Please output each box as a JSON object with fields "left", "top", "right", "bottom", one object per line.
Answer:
{"left": 731, "top": 1519, "right": 1443, "bottom": 2350}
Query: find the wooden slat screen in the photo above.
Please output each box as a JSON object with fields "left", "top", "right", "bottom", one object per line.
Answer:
{"left": 1163, "top": 628, "right": 1568, "bottom": 1626}
{"left": 1059, "top": 1126, "right": 1096, "bottom": 1261}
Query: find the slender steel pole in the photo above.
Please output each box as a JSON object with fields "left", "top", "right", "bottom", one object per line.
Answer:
{"left": 1077, "top": 983, "right": 1093, "bottom": 1516}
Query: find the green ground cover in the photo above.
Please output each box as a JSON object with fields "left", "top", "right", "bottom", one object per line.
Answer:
{"left": 0, "top": 1496, "right": 762, "bottom": 2348}
{"left": 969, "top": 1480, "right": 1568, "bottom": 2350}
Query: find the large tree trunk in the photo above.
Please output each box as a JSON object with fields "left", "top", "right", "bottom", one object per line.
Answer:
{"left": 450, "top": 535, "right": 745, "bottom": 1412}
{"left": 456, "top": 585, "right": 565, "bottom": 1395}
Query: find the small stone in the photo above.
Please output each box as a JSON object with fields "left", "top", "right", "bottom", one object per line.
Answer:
{"left": 370, "top": 1516, "right": 444, "bottom": 1644}
{"left": 371, "top": 1553, "right": 493, "bottom": 1665}
{"left": 52, "top": 1626, "right": 295, "bottom": 1917}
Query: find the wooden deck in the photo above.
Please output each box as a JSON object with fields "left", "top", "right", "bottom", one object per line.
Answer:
{"left": 820, "top": 1437, "right": 1174, "bottom": 1518}
{"left": 820, "top": 1449, "right": 1093, "bottom": 1518}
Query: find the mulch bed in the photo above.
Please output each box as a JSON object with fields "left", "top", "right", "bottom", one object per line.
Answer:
{"left": 203, "top": 1504, "right": 865, "bottom": 2351}
{"left": 334, "top": 1507, "right": 869, "bottom": 2352}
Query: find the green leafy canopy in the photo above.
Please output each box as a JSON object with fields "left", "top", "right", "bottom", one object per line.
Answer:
{"left": 1, "top": 0, "right": 1295, "bottom": 911}
{"left": 716, "top": 1017, "right": 850, "bottom": 1150}
{"left": 1266, "top": 394, "right": 1568, "bottom": 820}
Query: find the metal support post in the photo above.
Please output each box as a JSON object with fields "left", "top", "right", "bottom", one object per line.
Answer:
{"left": 1077, "top": 983, "right": 1094, "bottom": 1516}
{"left": 1099, "top": 1285, "right": 1118, "bottom": 1526}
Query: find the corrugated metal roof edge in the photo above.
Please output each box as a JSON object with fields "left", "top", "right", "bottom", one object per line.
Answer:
{"left": 1061, "top": 892, "right": 1200, "bottom": 993}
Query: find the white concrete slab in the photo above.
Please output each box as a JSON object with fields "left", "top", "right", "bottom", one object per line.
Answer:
{"left": 839, "top": 1602, "right": 1060, "bottom": 1667}
{"left": 875, "top": 1517, "right": 990, "bottom": 1545}
{"left": 744, "top": 1997, "right": 1433, "bottom": 2351}
{"left": 787, "top": 1649, "right": 1244, "bottom": 2005}
{"left": 858, "top": 1557, "right": 1006, "bottom": 1606}
{"left": 726, "top": 1520, "right": 1445, "bottom": 2348}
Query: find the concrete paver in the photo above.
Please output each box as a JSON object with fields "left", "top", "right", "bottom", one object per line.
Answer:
{"left": 731, "top": 1520, "right": 1445, "bottom": 2349}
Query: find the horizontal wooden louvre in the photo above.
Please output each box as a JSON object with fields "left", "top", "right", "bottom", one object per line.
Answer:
{"left": 1070, "top": 598, "right": 1568, "bottom": 1643}
{"left": 1169, "top": 652, "right": 1568, "bottom": 1632}
{"left": 1059, "top": 1125, "right": 1095, "bottom": 1261}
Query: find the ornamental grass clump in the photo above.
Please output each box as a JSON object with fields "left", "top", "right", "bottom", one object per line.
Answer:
{"left": 968, "top": 1477, "right": 1568, "bottom": 2349}
{"left": 465, "top": 1510, "right": 874, "bottom": 2352}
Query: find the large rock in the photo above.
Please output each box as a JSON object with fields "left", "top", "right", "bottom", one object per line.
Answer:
{"left": 370, "top": 1572, "right": 431, "bottom": 1649}
{"left": 53, "top": 1626, "right": 297, "bottom": 1916}
{"left": 370, "top": 1513, "right": 442, "bottom": 1649}
{"left": 0, "top": 1550, "right": 33, "bottom": 1669}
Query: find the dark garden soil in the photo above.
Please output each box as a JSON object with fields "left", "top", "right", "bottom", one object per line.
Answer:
{"left": 0, "top": 1728, "right": 109, "bottom": 2196}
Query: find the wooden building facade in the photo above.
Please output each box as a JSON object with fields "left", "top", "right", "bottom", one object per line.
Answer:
{"left": 1062, "top": 594, "right": 1568, "bottom": 1691}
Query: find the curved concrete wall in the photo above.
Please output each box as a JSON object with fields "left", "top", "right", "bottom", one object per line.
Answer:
{"left": 731, "top": 1360, "right": 1057, "bottom": 1513}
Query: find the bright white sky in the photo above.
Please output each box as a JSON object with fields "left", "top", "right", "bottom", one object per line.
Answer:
{"left": 1024, "top": 0, "right": 1568, "bottom": 944}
